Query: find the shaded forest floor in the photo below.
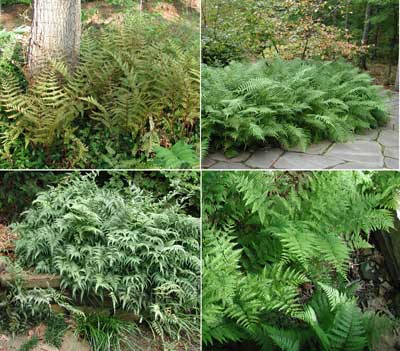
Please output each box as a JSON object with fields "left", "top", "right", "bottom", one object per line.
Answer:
{"left": 0, "top": 0, "right": 197, "bottom": 30}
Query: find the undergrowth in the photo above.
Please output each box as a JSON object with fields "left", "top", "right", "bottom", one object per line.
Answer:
{"left": 202, "top": 59, "right": 389, "bottom": 154}
{"left": 0, "top": 14, "right": 199, "bottom": 168}
{"left": 75, "top": 314, "right": 137, "bottom": 351}
{"left": 202, "top": 171, "right": 399, "bottom": 350}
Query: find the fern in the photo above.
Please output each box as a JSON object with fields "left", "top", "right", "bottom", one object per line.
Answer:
{"left": 0, "top": 13, "right": 200, "bottom": 168}
{"left": 154, "top": 141, "right": 199, "bottom": 169}
{"left": 202, "top": 59, "right": 389, "bottom": 152}
{"left": 202, "top": 171, "right": 398, "bottom": 350}
{"left": 13, "top": 172, "right": 200, "bottom": 341}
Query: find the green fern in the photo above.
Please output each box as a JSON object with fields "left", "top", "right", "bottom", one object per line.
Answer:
{"left": 13, "top": 173, "right": 200, "bottom": 341}
{"left": 202, "top": 171, "right": 398, "bottom": 350}
{"left": 202, "top": 59, "right": 389, "bottom": 152}
{"left": 154, "top": 141, "right": 199, "bottom": 169}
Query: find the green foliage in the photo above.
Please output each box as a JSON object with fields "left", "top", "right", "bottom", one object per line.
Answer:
{"left": 154, "top": 141, "right": 199, "bottom": 169}
{"left": 202, "top": 171, "right": 397, "bottom": 350}
{"left": 0, "top": 259, "right": 83, "bottom": 334}
{"left": 18, "top": 336, "right": 39, "bottom": 351}
{"left": 13, "top": 173, "right": 200, "bottom": 341}
{"left": 44, "top": 314, "right": 69, "bottom": 348}
{"left": 0, "top": 27, "right": 27, "bottom": 87}
{"left": 1, "top": 0, "right": 31, "bottom": 5}
{"left": 202, "top": 59, "right": 389, "bottom": 152}
{"left": 75, "top": 314, "right": 136, "bottom": 351}
{"left": 0, "top": 171, "right": 63, "bottom": 224}
{"left": 0, "top": 13, "right": 199, "bottom": 168}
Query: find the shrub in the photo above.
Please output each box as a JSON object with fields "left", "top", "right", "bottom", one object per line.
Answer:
{"left": 202, "top": 59, "right": 389, "bottom": 153}
{"left": 202, "top": 171, "right": 398, "bottom": 350}
{"left": 13, "top": 173, "right": 200, "bottom": 340}
{"left": 0, "top": 14, "right": 200, "bottom": 168}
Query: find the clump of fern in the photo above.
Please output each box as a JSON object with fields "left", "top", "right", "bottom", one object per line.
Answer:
{"left": 0, "top": 13, "right": 199, "bottom": 169}
{"left": 202, "top": 59, "right": 389, "bottom": 153}
{"left": 13, "top": 173, "right": 200, "bottom": 341}
{"left": 202, "top": 171, "right": 398, "bottom": 350}
{"left": 0, "top": 258, "right": 83, "bottom": 334}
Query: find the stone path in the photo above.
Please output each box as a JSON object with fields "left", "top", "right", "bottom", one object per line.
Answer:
{"left": 203, "top": 93, "right": 399, "bottom": 170}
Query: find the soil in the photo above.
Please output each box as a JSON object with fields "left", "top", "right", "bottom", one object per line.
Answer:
{"left": 351, "top": 247, "right": 400, "bottom": 350}
{"left": 0, "top": 225, "right": 17, "bottom": 261}
{"left": 0, "top": 331, "right": 90, "bottom": 351}
{"left": 367, "top": 63, "right": 398, "bottom": 90}
{"left": 0, "top": 0, "right": 199, "bottom": 31}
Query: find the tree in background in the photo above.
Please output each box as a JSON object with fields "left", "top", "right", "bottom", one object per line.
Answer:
{"left": 28, "top": 0, "right": 81, "bottom": 77}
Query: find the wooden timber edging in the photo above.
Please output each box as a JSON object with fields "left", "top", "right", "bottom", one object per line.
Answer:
{"left": 0, "top": 272, "right": 61, "bottom": 289}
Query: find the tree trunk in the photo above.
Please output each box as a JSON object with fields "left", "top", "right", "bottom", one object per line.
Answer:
{"left": 360, "top": 2, "right": 372, "bottom": 70}
{"left": 386, "top": 5, "right": 398, "bottom": 87}
{"left": 344, "top": 0, "right": 350, "bottom": 33}
{"left": 28, "top": 0, "right": 81, "bottom": 78}
{"left": 395, "top": 63, "right": 399, "bottom": 91}
{"left": 372, "top": 26, "right": 379, "bottom": 60}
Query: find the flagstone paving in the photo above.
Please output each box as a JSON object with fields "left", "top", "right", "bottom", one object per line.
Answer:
{"left": 203, "top": 93, "right": 399, "bottom": 170}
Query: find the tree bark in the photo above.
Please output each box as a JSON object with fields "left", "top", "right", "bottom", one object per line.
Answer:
{"left": 395, "top": 63, "right": 399, "bottom": 91}
{"left": 28, "top": 0, "right": 81, "bottom": 78}
{"left": 344, "top": 0, "right": 350, "bottom": 33}
{"left": 360, "top": 2, "right": 372, "bottom": 70}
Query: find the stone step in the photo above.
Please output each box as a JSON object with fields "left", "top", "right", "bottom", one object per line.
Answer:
{"left": 0, "top": 272, "right": 61, "bottom": 289}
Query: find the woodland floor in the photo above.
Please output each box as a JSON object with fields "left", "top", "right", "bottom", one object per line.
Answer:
{"left": 203, "top": 92, "right": 399, "bottom": 170}
{"left": 0, "top": 1, "right": 187, "bottom": 30}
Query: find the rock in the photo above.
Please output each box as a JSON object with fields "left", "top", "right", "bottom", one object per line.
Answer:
{"left": 201, "top": 157, "right": 216, "bottom": 168}
{"left": 59, "top": 331, "right": 90, "bottom": 351}
{"left": 0, "top": 258, "right": 8, "bottom": 274}
{"left": 360, "top": 262, "right": 379, "bottom": 281}
{"left": 114, "top": 310, "right": 140, "bottom": 323}
{"left": 75, "top": 306, "right": 110, "bottom": 316}
{"left": 393, "top": 293, "right": 400, "bottom": 316}
{"left": 0, "top": 273, "right": 61, "bottom": 289}
{"left": 50, "top": 304, "right": 66, "bottom": 315}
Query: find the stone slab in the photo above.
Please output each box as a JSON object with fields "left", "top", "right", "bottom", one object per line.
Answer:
{"left": 202, "top": 157, "right": 217, "bottom": 168}
{"left": 326, "top": 140, "right": 384, "bottom": 164}
{"left": 273, "top": 153, "right": 343, "bottom": 169}
{"left": 209, "top": 162, "right": 251, "bottom": 169}
{"left": 0, "top": 273, "right": 61, "bottom": 289}
{"left": 229, "top": 152, "right": 251, "bottom": 162}
{"left": 385, "top": 157, "right": 399, "bottom": 169}
{"left": 332, "top": 161, "right": 384, "bottom": 170}
{"left": 245, "top": 148, "right": 283, "bottom": 168}
{"left": 355, "top": 130, "right": 379, "bottom": 141}
{"left": 384, "top": 146, "right": 399, "bottom": 159}
{"left": 208, "top": 151, "right": 229, "bottom": 162}
{"left": 287, "top": 141, "right": 332, "bottom": 155}
{"left": 378, "top": 130, "right": 399, "bottom": 148}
